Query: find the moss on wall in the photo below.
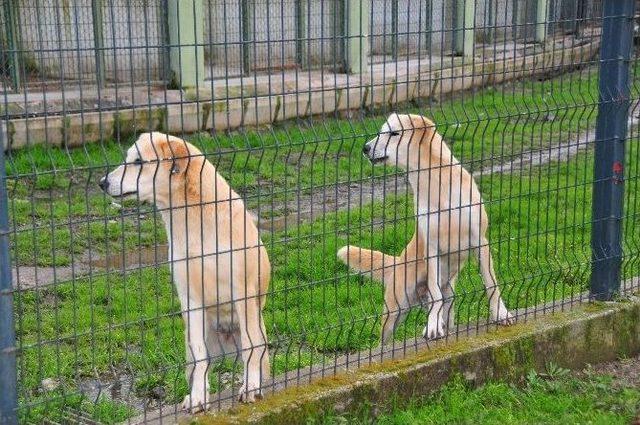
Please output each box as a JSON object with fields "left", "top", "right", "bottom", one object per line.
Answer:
{"left": 192, "top": 299, "right": 640, "bottom": 425}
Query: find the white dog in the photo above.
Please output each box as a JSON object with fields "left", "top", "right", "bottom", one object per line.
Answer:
{"left": 338, "top": 114, "right": 514, "bottom": 343}
{"left": 100, "top": 132, "right": 270, "bottom": 412}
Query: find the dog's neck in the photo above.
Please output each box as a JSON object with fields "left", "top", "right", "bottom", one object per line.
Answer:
{"left": 405, "top": 133, "right": 458, "bottom": 211}
{"left": 156, "top": 160, "right": 220, "bottom": 237}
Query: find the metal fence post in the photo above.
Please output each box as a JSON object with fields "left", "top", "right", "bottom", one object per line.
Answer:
{"left": 390, "top": 0, "right": 398, "bottom": 59}
{"left": 0, "top": 134, "right": 18, "bottom": 423}
{"left": 241, "top": 0, "right": 251, "bottom": 75}
{"left": 296, "top": 0, "right": 307, "bottom": 69}
{"left": 454, "top": 0, "right": 475, "bottom": 57}
{"left": 590, "top": 0, "right": 635, "bottom": 301}
{"left": 167, "top": 0, "right": 204, "bottom": 88}
{"left": 344, "top": 0, "right": 369, "bottom": 74}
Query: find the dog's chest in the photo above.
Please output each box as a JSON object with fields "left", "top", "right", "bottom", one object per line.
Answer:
{"left": 410, "top": 172, "right": 479, "bottom": 252}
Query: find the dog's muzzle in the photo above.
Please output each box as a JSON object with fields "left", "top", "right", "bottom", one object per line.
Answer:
{"left": 99, "top": 175, "right": 137, "bottom": 198}
{"left": 362, "top": 144, "right": 387, "bottom": 163}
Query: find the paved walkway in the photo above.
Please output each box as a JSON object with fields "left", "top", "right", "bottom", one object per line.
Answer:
{"left": 1, "top": 34, "right": 600, "bottom": 149}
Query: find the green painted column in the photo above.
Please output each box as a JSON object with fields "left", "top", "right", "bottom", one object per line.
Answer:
{"left": 535, "top": 0, "right": 549, "bottom": 43}
{"left": 4, "top": 0, "right": 21, "bottom": 91}
{"left": 454, "top": 0, "right": 475, "bottom": 57}
{"left": 92, "top": 0, "right": 105, "bottom": 87}
{"left": 344, "top": 0, "right": 369, "bottom": 74}
{"left": 168, "top": 0, "right": 204, "bottom": 88}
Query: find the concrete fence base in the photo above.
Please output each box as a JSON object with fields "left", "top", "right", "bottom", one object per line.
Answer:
{"left": 189, "top": 295, "right": 640, "bottom": 425}
{"left": 124, "top": 281, "right": 640, "bottom": 425}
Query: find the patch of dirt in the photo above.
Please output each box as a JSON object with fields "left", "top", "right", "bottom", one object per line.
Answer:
{"left": 579, "top": 353, "right": 640, "bottom": 389}
{"left": 256, "top": 174, "right": 410, "bottom": 232}
{"left": 12, "top": 264, "right": 91, "bottom": 290}
{"left": 479, "top": 107, "right": 639, "bottom": 176}
{"left": 577, "top": 353, "right": 640, "bottom": 424}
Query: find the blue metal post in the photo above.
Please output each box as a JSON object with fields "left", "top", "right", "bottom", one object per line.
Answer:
{"left": 0, "top": 131, "right": 18, "bottom": 423}
{"left": 590, "top": 0, "right": 635, "bottom": 300}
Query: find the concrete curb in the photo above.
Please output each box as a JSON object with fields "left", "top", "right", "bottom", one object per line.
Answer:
{"left": 189, "top": 295, "right": 639, "bottom": 424}
{"left": 4, "top": 40, "right": 599, "bottom": 150}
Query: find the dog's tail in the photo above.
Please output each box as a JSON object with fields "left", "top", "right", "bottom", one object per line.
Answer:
{"left": 337, "top": 232, "right": 424, "bottom": 285}
{"left": 337, "top": 245, "right": 398, "bottom": 283}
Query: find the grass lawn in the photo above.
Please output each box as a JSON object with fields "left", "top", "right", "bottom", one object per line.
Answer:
{"left": 5, "top": 66, "right": 601, "bottom": 266}
{"left": 9, "top": 65, "right": 640, "bottom": 422}
{"left": 15, "top": 147, "right": 640, "bottom": 423}
{"left": 311, "top": 364, "right": 640, "bottom": 424}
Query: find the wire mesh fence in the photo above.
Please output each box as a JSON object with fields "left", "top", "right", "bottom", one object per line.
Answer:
{"left": 1, "top": 0, "right": 638, "bottom": 423}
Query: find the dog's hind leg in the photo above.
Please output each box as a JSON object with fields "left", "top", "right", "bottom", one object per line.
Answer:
{"left": 477, "top": 239, "right": 514, "bottom": 325}
{"left": 380, "top": 298, "right": 410, "bottom": 346}
{"left": 380, "top": 261, "right": 425, "bottom": 345}
{"left": 183, "top": 312, "right": 195, "bottom": 388}
{"left": 236, "top": 297, "right": 270, "bottom": 403}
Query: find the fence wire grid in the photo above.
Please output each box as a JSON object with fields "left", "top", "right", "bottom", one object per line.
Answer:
{"left": 1, "top": 0, "right": 639, "bottom": 423}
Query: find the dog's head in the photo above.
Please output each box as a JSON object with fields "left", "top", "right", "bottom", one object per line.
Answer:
{"left": 362, "top": 113, "right": 438, "bottom": 171}
{"left": 99, "top": 132, "right": 201, "bottom": 206}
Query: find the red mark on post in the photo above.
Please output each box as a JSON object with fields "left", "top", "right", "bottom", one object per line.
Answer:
{"left": 613, "top": 161, "right": 624, "bottom": 184}
{"left": 613, "top": 161, "right": 623, "bottom": 174}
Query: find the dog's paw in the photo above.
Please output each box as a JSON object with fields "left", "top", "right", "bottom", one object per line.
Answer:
{"left": 422, "top": 321, "right": 445, "bottom": 340}
{"left": 496, "top": 310, "right": 515, "bottom": 326}
{"left": 238, "top": 384, "right": 263, "bottom": 403}
{"left": 181, "top": 391, "right": 210, "bottom": 413}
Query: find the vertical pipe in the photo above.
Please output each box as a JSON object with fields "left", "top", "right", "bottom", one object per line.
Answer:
{"left": 485, "top": 0, "right": 495, "bottom": 44}
{"left": 390, "top": 0, "right": 398, "bottom": 58}
{"left": 574, "top": 0, "right": 586, "bottom": 38}
{"left": 92, "top": 0, "right": 105, "bottom": 87}
{"left": 0, "top": 131, "right": 18, "bottom": 424}
{"left": 590, "top": 0, "right": 634, "bottom": 300}
{"left": 4, "top": 0, "right": 21, "bottom": 91}
{"left": 296, "top": 0, "right": 306, "bottom": 69}
{"left": 241, "top": 0, "right": 250, "bottom": 75}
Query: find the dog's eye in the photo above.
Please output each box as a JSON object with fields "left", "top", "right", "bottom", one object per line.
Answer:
{"left": 390, "top": 131, "right": 400, "bottom": 137}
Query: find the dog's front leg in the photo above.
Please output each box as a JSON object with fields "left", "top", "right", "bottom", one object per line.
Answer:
{"left": 422, "top": 240, "right": 444, "bottom": 339}
{"left": 181, "top": 301, "right": 211, "bottom": 413}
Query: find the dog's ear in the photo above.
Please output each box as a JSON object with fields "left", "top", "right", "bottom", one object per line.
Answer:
{"left": 410, "top": 115, "right": 437, "bottom": 144}
{"left": 158, "top": 136, "right": 192, "bottom": 176}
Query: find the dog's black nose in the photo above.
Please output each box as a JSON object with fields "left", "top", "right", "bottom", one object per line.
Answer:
{"left": 98, "top": 176, "right": 109, "bottom": 191}
{"left": 362, "top": 144, "right": 371, "bottom": 155}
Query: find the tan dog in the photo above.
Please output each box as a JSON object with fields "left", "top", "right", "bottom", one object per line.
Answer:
{"left": 338, "top": 114, "right": 514, "bottom": 343}
{"left": 100, "top": 132, "right": 270, "bottom": 412}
